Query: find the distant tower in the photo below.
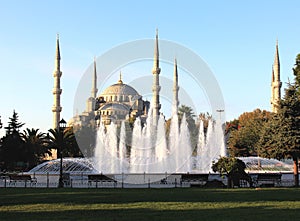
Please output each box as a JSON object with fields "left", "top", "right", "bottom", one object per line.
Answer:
{"left": 172, "top": 58, "right": 179, "bottom": 115}
{"left": 52, "top": 35, "right": 62, "bottom": 129}
{"left": 152, "top": 29, "right": 161, "bottom": 124}
{"left": 271, "top": 40, "right": 282, "bottom": 113}
{"left": 86, "top": 58, "right": 98, "bottom": 112}
{"left": 91, "top": 57, "right": 98, "bottom": 99}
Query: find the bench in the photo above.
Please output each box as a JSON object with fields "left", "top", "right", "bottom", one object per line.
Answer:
{"left": 181, "top": 174, "right": 209, "bottom": 187}
{"left": 9, "top": 175, "right": 37, "bottom": 187}
{"left": 88, "top": 174, "right": 117, "bottom": 187}
{"left": 255, "top": 173, "right": 282, "bottom": 187}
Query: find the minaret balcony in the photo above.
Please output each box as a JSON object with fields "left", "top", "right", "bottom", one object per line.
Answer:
{"left": 53, "top": 71, "right": 62, "bottom": 77}
{"left": 52, "top": 106, "right": 62, "bottom": 112}
{"left": 52, "top": 88, "right": 62, "bottom": 95}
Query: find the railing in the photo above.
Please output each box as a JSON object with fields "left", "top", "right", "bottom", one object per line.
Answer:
{"left": 0, "top": 173, "right": 296, "bottom": 188}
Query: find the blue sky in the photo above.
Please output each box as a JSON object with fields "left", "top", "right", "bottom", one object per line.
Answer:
{"left": 0, "top": 0, "right": 299, "bottom": 135}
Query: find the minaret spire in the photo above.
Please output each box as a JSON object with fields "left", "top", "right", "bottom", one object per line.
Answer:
{"left": 151, "top": 29, "right": 161, "bottom": 124}
{"left": 118, "top": 71, "right": 123, "bottom": 84}
{"left": 271, "top": 40, "right": 282, "bottom": 113}
{"left": 52, "top": 34, "right": 62, "bottom": 129}
{"left": 172, "top": 58, "right": 179, "bottom": 115}
{"left": 91, "top": 57, "right": 98, "bottom": 98}
{"left": 153, "top": 29, "right": 160, "bottom": 71}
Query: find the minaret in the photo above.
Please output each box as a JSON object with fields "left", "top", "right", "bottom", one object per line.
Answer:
{"left": 152, "top": 29, "right": 161, "bottom": 124}
{"left": 52, "top": 34, "right": 62, "bottom": 129}
{"left": 172, "top": 58, "right": 179, "bottom": 115}
{"left": 91, "top": 57, "right": 98, "bottom": 98}
{"left": 271, "top": 40, "right": 282, "bottom": 113}
{"left": 86, "top": 58, "right": 98, "bottom": 112}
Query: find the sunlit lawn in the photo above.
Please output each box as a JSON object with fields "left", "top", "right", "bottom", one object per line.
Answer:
{"left": 0, "top": 188, "right": 300, "bottom": 221}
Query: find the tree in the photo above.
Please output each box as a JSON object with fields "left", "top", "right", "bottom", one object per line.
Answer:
{"left": 259, "top": 84, "right": 300, "bottom": 186}
{"left": 258, "top": 54, "right": 300, "bottom": 187}
{"left": 227, "top": 109, "right": 271, "bottom": 157}
{"left": 4, "top": 110, "right": 25, "bottom": 135}
{"left": 198, "top": 112, "right": 212, "bottom": 134}
{"left": 178, "top": 105, "right": 198, "bottom": 151}
{"left": 0, "top": 111, "right": 25, "bottom": 171}
{"left": 178, "top": 105, "right": 196, "bottom": 124}
{"left": 62, "top": 127, "right": 83, "bottom": 157}
{"left": 212, "top": 156, "right": 252, "bottom": 188}
{"left": 47, "top": 128, "right": 76, "bottom": 159}
{"left": 21, "top": 128, "right": 51, "bottom": 169}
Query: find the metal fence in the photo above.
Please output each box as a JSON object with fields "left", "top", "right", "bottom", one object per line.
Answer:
{"left": 0, "top": 173, "right": 296, "bottom": 188}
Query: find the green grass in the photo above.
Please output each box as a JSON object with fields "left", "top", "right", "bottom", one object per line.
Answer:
{"left": 0, "top": 188, "right": 300, "bottom": 221}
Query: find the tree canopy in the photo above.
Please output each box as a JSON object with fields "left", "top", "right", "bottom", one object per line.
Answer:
{"left": 4, "top": 110, "right": 25, "bottom": 135}
{"left": 227, "top": 109, "right": 271, "bottom": 157}
{"left": 21, "top": 128, "right": 51, "bottom": 169}
{"left": 212, "top": 156, "right": 251, "bottom": 188}
{"left": 178, "top": 105, "right": 198, "bottom": 150}
{"left": 0, "top": 111, "right": 25, "bottom": 171}
{"left": 258, "top": 54, "right": 300, "bottom": 186}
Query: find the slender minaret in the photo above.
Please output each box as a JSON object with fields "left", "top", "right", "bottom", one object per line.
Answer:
{"left": 172, "top": 58, "right": 179, "bottom": 115}
{"left": 152, "top": 29, "right": 161, "bottom": 124}
{"left": 86, "top": 58, "right": 98, "bottom": 112}
{"left": 91, "top": 57, "right": 98, "bottom": 98}
{"left": 52, "top": 34, "right": 62, "bottom": 129}
{"left": 271, "top": 40, "right": 282, "bottom": 113}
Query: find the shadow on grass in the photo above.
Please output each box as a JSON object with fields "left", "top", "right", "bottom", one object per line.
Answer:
{"left": 0, "top": 206, "right": 299, "bottom": 221}
{"left": 1, "top": 188, "right": 300, "bottom": 206}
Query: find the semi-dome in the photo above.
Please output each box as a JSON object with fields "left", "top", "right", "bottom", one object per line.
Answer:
{"left": 99, "top": 103, "right": 130, "bottom": 111}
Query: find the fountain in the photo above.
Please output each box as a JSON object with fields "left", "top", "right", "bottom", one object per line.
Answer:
{"left": 92, "top": 105, "right": 226, "bottom": 183}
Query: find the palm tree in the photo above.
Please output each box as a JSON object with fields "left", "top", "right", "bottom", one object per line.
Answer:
{"left": 178, "top": 105, "right": 196, "bottom": 121}
{"left": 48, "top": 128, "right": 74, "bottom": 187}
{"left": 47, "top": 128, "right": 74, "bottom": 157}
{"left": 21, "top": 128, "right": 50, "bottom": 169}
{"left": 178, "top": 105, "right": 198, "bottom": 151}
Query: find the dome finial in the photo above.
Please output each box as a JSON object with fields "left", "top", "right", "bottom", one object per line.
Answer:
{"left": 118, "top": 71, "right": 123, "bottom": 84}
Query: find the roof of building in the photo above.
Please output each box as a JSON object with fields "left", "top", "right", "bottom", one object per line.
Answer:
{"left": 99, "top": 102, "right": 130, "bottom": 111}
{"left": 100, "top": 82, "right": 139, "bottom": 97}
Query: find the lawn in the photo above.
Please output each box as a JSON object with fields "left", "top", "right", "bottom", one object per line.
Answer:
{"left": 0, "top": 188, "right": 300, "bottom": 221}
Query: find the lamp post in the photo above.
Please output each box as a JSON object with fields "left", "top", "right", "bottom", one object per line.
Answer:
{"left": 216, "top": 109, "right": 224, "bottom": 121}
{"left": 58, "top": 118, "right": 66, "bottom": 188}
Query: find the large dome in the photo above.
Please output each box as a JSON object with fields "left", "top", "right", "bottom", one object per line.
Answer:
{"left": 101, "top": 82, "right": 139, "bottom": 97}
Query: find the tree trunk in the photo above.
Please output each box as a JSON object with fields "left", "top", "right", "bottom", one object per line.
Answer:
{"left": 293, "top": 156, "right": 299, "bottom": 187}
{"left": 227, "top": 176, "right": 232, "bottom": 188}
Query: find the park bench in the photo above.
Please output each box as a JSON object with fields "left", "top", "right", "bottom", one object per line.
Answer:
{"left": 9, "top": 174, "right": 37, "bottom": 187}
{"left": 88, "top": 174, "right": 117, "bottom": 187}
{"left": 180, "top": 174, "right": 209, "bottom": 187}
{"left": 254, "top": 173, "right": 282, "bottom": 187}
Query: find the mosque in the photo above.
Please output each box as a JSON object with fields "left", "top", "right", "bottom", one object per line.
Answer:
{"left": 50, "top": 30, "right": 282, "bottom": 160}
{"left": 52, "top": 30, "right": 179, "bottom": 131}
{"left": 52, "top": 33, "right": 282, "bottom": 130}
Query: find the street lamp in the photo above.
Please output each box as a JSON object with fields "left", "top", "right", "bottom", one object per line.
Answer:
{"left": 58, "top": 118, "right": 66, "bottom": 188}
{"left": 216, "top": 109, "right": 224, "bottom": 121}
